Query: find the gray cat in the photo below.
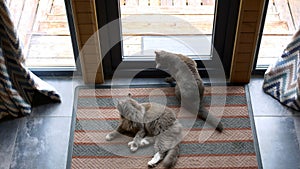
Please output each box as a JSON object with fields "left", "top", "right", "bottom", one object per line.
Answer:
{"left": 106, "top": 93, "right": 183, "bottom": 168}
{"left": 155, "top": 50, "right": 223, "bottom": 131}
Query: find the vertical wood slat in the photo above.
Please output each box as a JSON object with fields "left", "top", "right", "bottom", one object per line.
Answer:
{"left": 126, "top": 0, "right": 138, "bottom": 6}
{"left": 174, "top": 0, "right": 186, "bottom": 6}
{"left": 287, "top": 0, "right": 300, "bottom": 30}
{"left": 188, "top": 0, "right": 201, "bottom": 6}
{"left": 32, "top": 0, "right": 53, "bottom": 32}
{"left": 150, "top": 0, "right": 160, "bottom": 6}
{"left": 17, "top": 0, "right": 39, "bottom": 53}
{"left": 273, "top": 0, "right": 295, "bottom": 32}
{"left": 8, "top": 0, "right": 25, "bottom": 28}
{"left": 201, "top": 0, "right": 214, "bottom": 5}
{"left": 139, "top": 0, "right": 148, "bottom": 6}
{"left": 161, "top": 0, "right": 172, "bottom": 6}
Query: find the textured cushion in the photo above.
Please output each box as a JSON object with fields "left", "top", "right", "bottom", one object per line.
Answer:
{"left": 263, "top": 35, "right": 300, "bottom": 111}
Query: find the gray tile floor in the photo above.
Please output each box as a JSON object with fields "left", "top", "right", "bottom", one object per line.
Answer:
{"left": 0, "top": 76, "right": 300, "bottom": 169}
{"left": 248, "top": 77, "right": 300, "bottom": 169}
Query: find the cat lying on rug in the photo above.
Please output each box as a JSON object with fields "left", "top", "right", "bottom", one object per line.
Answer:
{"left": 155, "top": 50, "right": 223, "bottom": 131}
{"left": 106, "top": 93, "right": 183, "bottom": 168}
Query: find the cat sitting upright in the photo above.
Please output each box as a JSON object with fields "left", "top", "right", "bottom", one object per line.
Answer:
{"left": 106, "top": 93, "right": 183, "bottom": 168}
{"left": 155, "top": 50, "right": 223, "bottom": 132}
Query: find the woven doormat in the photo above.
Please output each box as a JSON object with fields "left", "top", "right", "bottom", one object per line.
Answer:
{"left": 67, "top": 85, "right": 262, "bottom": 169}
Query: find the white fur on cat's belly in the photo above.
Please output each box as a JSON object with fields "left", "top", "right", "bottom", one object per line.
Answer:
{"left": 148, "top": 152, "right": 161, "bottom": 166}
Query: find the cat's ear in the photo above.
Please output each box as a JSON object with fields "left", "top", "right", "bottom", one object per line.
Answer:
{"left": 155, "top": 50, "right": 162, "bottom": 56}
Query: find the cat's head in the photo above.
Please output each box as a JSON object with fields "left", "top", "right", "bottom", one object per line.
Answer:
{"left": 155, "top": 50, "right": 169, "bottom": 69}
{"left": 116, "top": 93, "right": 143, "bottom": 121}
{"left": 155, "top": 50, "right": 183, "bottom": 70}
{"left": 116, "top": 93, "right": 132, "bottom": 117}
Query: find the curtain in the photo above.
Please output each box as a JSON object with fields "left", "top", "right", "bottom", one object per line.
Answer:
{"left": 263, "top": 31, "right": 300, "bottom": 111}
{"left": 0, "top": 0, "right": 61, "bottom": 119}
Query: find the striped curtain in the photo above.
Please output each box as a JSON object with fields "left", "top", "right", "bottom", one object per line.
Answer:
{"left": 263, "top": 31, "right": 300, "bottom": 111}
{"left": 0, "top": 0, "right": 61, "bottom": 119}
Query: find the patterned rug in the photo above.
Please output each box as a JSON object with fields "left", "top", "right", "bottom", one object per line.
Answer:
{"left": 67, "top": 85, "right": 262, "bottom": 169}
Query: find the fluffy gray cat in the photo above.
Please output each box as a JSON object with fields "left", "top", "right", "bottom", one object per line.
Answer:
{"left": 106, "top": 93, "right": 183, "bottom": 168}
{"left": 155, "top": 50, "right": 223, "bottom": 131}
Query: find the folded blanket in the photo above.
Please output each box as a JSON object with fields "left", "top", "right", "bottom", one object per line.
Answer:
{"left": 0, "top": 0, "right": 61, "bottom": 119}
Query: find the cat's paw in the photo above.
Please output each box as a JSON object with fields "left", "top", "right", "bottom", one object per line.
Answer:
{"left": 147, "top": 162, "right": 157, "bottom": 168}
{"left": 147, "top": 153, "right": 161, "bottom": 168}
{"left": 130, "top": 145, "right": 138, "bottom": 152}
{"left": 128, "top": 141, "right": 134, "bottom": 147}
{"left": 165, "top": 77, "right": 175, "bottom": 83}
{"left": 105, "top": 133, "right": 114, "bottom": 141}
{"left": 139, "top": 138, "right": 150, "bottom": 146}
{"left": 128, "top": 141, "right": 138, "bottom": 152}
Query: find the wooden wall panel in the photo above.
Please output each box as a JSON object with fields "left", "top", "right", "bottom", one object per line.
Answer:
{"left": 236, "top": 53, "right": 252, "bottom": 63}
{"left": 71, "top": 0, "right": 104, "bottom": 84}
{"left": 243, "top": 0, "right": 260, "bottom": 10}
{"left": 239, "top": 33, "right": 255, "bottom": 43}
{"left": 243, "top": 11, "right": 259, "bottom": 22}
{"left": 230, "top": 0, "right": 265, "bottom": 83}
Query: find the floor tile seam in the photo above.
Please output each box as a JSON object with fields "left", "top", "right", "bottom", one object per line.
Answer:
{"left": 254, "top": 115, "right": 300, "bottom": 118}
{"left": 28, "top": 115, "right": 73, "bottom": 118}
{"left": 8, "top": 120, "right": 21, "bottom": 169}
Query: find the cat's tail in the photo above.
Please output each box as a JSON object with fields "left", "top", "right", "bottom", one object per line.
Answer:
{"left": 198, "top": 106, "right": 223, "bottom": 132}
{"left": 162, "top": 144, "right": 180, "bottom": 168}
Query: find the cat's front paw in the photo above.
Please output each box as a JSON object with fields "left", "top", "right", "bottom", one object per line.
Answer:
{"left": 165, "top": 77, "right": 175, "bottom": 83}
{"left": 128, "top": 141, "right": 138, "bottom": 152}
{"left": 139, "top": 138, "right": 150, "bottom": 146}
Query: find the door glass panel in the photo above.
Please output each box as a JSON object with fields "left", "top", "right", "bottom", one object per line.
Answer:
{"left": 8, "top": 0, "right": 76, "bottom": 68}
{"left": 256, "top": 1, "right": 298, "bottom": 69}
{"left": 120, "top": 0, "right": 215, "bottom": 61}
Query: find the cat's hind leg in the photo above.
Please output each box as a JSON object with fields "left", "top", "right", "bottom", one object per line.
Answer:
{"left": 148, "top": 152, "right": 164, "bottom": 168}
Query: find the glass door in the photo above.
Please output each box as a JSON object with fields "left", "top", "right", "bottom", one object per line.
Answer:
{"left": 8, "top": 0, "right": 79, "bottom": 74}
{"left": 120, "top": 0, "right": 215, "bottom": 60}
{"left": 96, "top": 0, "right": 240, "bottom": 78}
{"left": 255, "top": 0, "right": 299, "bottom": 70}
